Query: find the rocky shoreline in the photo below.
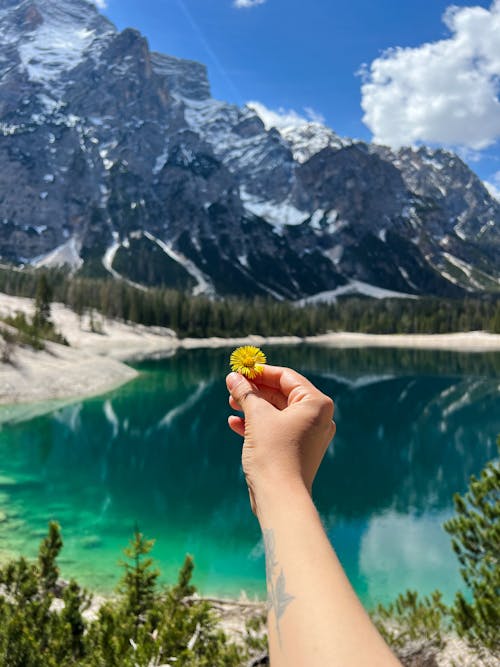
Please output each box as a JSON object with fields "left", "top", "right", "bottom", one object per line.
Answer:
{"left": 73, "top": 586, "right": 498, "bottom": 667}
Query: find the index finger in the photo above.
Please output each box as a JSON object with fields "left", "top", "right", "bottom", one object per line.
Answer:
{"left": 252, "top": 364, "right": 319, "bottom": 399}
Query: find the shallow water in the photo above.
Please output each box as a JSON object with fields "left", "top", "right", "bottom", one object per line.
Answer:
{"left": 0, "top": 346, "right": 499, "bottom": 607}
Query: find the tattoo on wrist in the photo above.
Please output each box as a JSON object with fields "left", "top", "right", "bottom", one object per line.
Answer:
{"left": 263, "top": 528, "right": 295, "bottom": 645}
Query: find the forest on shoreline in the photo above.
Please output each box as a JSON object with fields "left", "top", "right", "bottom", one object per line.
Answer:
{"left": 0, "top": 265, "right": 499, "bottom": 338}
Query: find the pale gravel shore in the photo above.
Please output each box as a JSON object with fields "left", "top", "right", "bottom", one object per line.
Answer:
{"left": 80, "top": 592, "right": 499, "bottom": 667}
{"left": 1, "top": 292, "right": 500, "bottom": 410}
{"left": 305, "top": 330, "right": 500, "bottom": 352}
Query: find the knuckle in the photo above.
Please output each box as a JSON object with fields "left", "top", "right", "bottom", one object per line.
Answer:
{"left": 238, "top": 389, "right": 255, "bottom": 405}
{"left": 318, "top": 395, "right": 334, "bottom": 419}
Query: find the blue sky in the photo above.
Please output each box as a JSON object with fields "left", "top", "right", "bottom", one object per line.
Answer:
{"left": 98, "top": 0, "right": 500, "bottom": 192}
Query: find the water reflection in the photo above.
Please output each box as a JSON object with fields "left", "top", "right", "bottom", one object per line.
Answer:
{"left": 0, "top": 346, "right": 498, "bottom": 604}
{"left": 358, "top": 509, "right": 457, "bottom": 602}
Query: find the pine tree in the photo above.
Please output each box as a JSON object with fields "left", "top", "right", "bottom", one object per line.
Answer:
{"left": 119, "top": 531, "right": 159, "bottom": 628}
{"left": 38, "top": 521, "right": 62, "bottom": 594}
{"left": 443, "top": 438, "right": 500, "bottom": 653}
{"left": 60, "top": 579, "right": 89, "bottom": 660}
{"left": 33, "top": 273, "right": 52, "bottom": 330}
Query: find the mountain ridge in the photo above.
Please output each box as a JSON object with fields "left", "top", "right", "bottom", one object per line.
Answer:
{"left": 0, "top": 0, "right": 499, "bottom": 299}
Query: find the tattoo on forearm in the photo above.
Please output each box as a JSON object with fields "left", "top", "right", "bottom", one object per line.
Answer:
{"left": 263, "top": 528, "right": 294, "bottom": 644}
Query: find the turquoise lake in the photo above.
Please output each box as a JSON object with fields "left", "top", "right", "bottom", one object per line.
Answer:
{"left": 0, "top": 346, "right": 499, "bottom": 608}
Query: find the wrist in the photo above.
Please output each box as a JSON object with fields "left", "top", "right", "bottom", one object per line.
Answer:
{"left": 251, "top": 477, "right": 312, "bottom": 524}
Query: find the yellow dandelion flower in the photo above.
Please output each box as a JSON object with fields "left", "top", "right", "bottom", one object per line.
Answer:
{"left": 230, "top": 345, "right": 267, "bottom": 379}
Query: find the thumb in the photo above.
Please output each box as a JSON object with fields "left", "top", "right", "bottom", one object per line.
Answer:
{"left": 226, "top": 372, "right": 263, "bottom": 415}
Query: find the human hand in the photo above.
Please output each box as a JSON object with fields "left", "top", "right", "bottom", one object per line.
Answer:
{"left": 226, "top": 365, "right": 335, "bottom": 516}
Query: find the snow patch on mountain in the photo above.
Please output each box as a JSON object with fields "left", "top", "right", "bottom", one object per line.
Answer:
{"left": 240, "top": 189, "right": 309, "bottom": 227}
{"left": 153, "top": 142, "right": 169, "bottom": 175}
{"left": 32, "top": 237, "right": 83, "bottom": 270}
{"left": 19, "top": 25, "right": 94, "bottom": 86}
{"left": 11, "top": 0, "right": 115, "bottom": 95}
{"left": 182, "top": 97, "right": 239, "bottom": 142}
{"left": 102, "top": 232, "right": 121, "bottom": 279}
{"left": 181, "top": 97, "right": 286, "bottom": 177}
{"left": 143, "top": 232, "right": 214, "bottom": 296}
{"left": 442, "top": 252, "right": 500, "bottom": 289}
{"left": 247, "top": 101, "right": 347, "bottom": 163}
{"left": 279, "top": 123, "right": 346, "bottom": 163}
{"left": 298, "top": 280, "right": 417, "bottom": 304}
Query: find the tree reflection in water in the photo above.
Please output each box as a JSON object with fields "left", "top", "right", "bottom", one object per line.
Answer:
{"left": 0, "top": 346, "right": 498, "bottom": 602}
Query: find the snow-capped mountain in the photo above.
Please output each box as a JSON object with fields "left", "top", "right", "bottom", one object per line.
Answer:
{"left": 1, "top": 0, "right": 499, "bottom": 299}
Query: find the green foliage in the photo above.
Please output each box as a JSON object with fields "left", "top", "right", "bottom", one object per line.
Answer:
{"left": 0, "top": 274, "right": 68, "bottom": 353}
{"left": 38, "top": 520, "right": 63, "bottom": 594}
{"left": 0, "top": 524, "right": 245, "bottom": 667}
{"left": 34, "top": 273, "right": 52, "bottom": 329}
{"left": 244, "top": 612, "right": 268, "bottom": 654}
{"left": 375, "top": 441, "right": 500, "bottom": 658}
{"left": 85, "top": 531, "right": 243, "bottom": 667}
{"left": 0, "top": 325, "right": 16, "bottom": 362}
{"left": 1, "top": 312, "right": 45, "bottom": 350}
{"left": 61, "top": 580, "right": 90, "bottom": 660}
{"left": 373, "top": 590, "right": 449, "bottom": 649}
{"left": 1, "top": 311, "right": 68, "bottom": 350}
{"left": 0, "top": 521, "right": 86, "bottom": 667}
{"left": 119, "top": 531, "right": 159, "bottom": 625}
{"left": 443, "top": 439, "right": 500, "bottom": 653}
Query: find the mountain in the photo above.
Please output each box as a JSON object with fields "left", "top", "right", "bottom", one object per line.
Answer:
{"left": 1, "top": 0, "right": 499, "bottom": 299}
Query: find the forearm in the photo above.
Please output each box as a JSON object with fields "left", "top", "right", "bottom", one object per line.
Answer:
{"left": 256, "top": 482, "right": 401, "bottom": 667}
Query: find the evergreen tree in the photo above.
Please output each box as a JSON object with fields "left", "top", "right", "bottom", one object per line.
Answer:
{"left": 373, "top": 589, "right": 448, "bottom": 649}
{"left": 38, "top": 521, "right": 62, "bottom": 594}
{"left": 119, "top": 531, "right": 159, "bottom": 628}
{"left": 444, "top": 438, "right": 500, "bottom": 653}
{"left": 33, "top": 273, "right": 52, "bottom": 329}
{"left": 374, "top": 440, "right": 499, "bottom": 660}
{"left": 59, "top": 580, "right": 89, "bottom": 660}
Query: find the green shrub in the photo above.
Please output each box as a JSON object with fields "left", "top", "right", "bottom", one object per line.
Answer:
{"left": 374, "top": 440, "right": 499, "bottom": 659}
{"left": 373, "top": 589, "right": 449, "bottom": 650}
{"left": 0, "top": 273, "right": 68, "bottom": 352}
{"left": 1, "top": 311, "right": 68, "bottom": 350}
{"left": 0, "top": 326, "right": 16, "bottom": 363}
{"left": 443, "top": 438, "right": 500, "bottom": 653}
{"left": 1, "top": 312, "right": 45, "bottom": 350}
{"left": 0, "top": 524, "right": 245, "bottom": 667}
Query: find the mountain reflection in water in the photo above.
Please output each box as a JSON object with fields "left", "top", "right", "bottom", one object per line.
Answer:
{"left": 0, "top": 346, "right": 498, "bottom": 604}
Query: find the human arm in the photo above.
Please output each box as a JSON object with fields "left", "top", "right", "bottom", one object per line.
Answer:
{"left": 226, "top": 365, "right": 402, "bottom": 667}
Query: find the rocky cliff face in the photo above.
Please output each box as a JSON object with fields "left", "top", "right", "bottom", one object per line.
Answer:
{"left": 1, "top": 0, "right": 499, "bottom": 298}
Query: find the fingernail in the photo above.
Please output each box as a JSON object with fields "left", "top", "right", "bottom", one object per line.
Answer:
{"left": 226, "top": 372, "right": 240, "bottom": 389}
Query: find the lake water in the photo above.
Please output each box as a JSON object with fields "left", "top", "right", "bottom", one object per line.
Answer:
{"left": 0, "top": 346, "right": 499, "bottom": 608}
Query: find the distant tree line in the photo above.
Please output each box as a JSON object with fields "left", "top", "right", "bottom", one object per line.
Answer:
{"left": 0, "top": 267, "right": 499, "bottom": 337}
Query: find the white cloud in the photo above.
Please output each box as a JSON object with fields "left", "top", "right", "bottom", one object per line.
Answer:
{"left": 303, "top": 106, "right": 325, "bottom": 124}
{"left": 90, "top": 0, "right": 107, "bottom": 8}
{"left": 246, "top": 101, "right": 325, "bottom": 130}
{"left": 361, "top": 0, "right": 500, "bottom": 150}
{"left": 233, "top": 0, "right": 266, "bottom": 7}
{"left": 359, "top": 510, "right": 462, "bottom": 603}
{"left": 484, "top": 170, "right": 500, "bottom": 200}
